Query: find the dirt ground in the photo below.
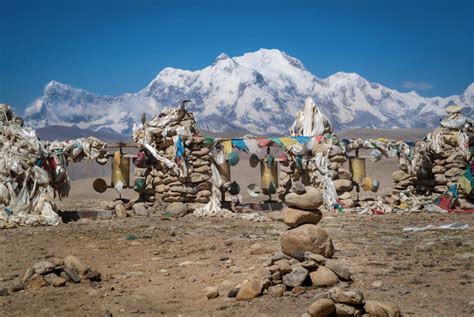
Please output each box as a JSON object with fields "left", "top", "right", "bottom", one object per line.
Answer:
{"left": 1, "top": 129, "right": 473, "bottom": 316}
{"left": 1, "top": 203, "right": 473, "bottom": 316}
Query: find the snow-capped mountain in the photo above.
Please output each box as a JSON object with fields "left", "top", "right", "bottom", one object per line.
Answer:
{"left": 24, "top": 49, "right": 473, "bottom": 136}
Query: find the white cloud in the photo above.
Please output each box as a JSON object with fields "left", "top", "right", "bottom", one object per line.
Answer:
{"left": 402, "top": 80, "right": 433, "bottom": 90}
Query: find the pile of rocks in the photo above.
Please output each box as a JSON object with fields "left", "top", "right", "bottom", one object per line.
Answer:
{"left": 132, "top": 106, "right": 212, "bottom": 216}
{"left": 305, "top": 287, "right": 401, "bottom": 317}
{"left": 391, "top": 106, "right": 472, "bottom": 205}
{"left": 0, "top": 255, "right": 100, "bottom": 295}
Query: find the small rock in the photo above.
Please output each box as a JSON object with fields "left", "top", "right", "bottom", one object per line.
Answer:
{"left": 300, "top": 260, "right": 318, "bottom": 270}
{"left": 204, "top": 286, "right": 219, "bottom": 299}
{"left": 372, "top": 280, "right": 383, "bottom": 288}
{"left": 33, "top": 260, "right": 55, "bottom": 275}
{"left": 64, "top": 255, "right": 89, "bottom": 275}
{"left": 29, "top": 275, "right": 48, "bottom": 289}
{"left": 306, "top": 298, "right": 335, "bottom": 317}
{"left": 83, "top": 270, "right": 101, "bottom": 282}
{"left": 333, "top": 179, "right": 353, "bottom": 193}
{"left": 235, "top": 279, "right": 262, "bottom": 301}
{"left": 9, "top": 281, "right": 25, "bottom": 293}
{"left": 165, "top": 202, "right": 188, "bottom": 217}
{"left": 283, "top": 265, "right": 308, "bottom": 288}
{"left": 52, "top": 277, "right": 67, "bottom": 287}
{"left": 364, "top": 300, "right": 401, "bottom": 317}
{"left": 64, "top": 266, "right": 81, "bottom": 283}
{"left": 133, "top": 202, "right": 149, "bottom": 216}
{"left": 335, "top": 303, "right": 360, "bottom": 317}
{"left": 268, "top": 284, "right": 286, "bottom": 297}
{"left": 324, "top": 260, "right": 351, "bottom": 281}
{"left": 227, "top": 287, "right": 240, "bottom": 298}
{"left": 329, "top": 287, "right": 364, "bottom": 305}
{"left": 115, "top": 204, "right": 128, "bottom": 218}
{"left": 0, "top": 285, "right": 8, "bottom": 296}
{"left": 292, "top": 285, "right": 306, "bottom": 296}
{"left": 60, "top": 271, "right": 71, "bottom": 282}
{"left": 22, "top": 267, "right": 35, "bottom": 284}
{"left": 310, "top": 267, "right": 339, "bottom": 287}
{"left": 44, "top": 272, "right": 59, "bottom": 285}
{"left": 249, "top": 243, "right": 266, "bottom": 255}
{"left": 304, "top": 252, "right": 327, "bottom": 264}
{"left": 274, "top": 259, "right": 292, "bottom": 274}
{"left": 281, "top": 208, "right": 323, "bottom": 228}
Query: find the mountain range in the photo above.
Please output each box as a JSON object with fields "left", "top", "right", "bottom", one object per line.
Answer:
{"left": 24, "top": 48, "right": 473, "bottom": 137}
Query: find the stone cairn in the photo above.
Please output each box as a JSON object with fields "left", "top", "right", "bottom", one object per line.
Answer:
{"left": 130, "top": 106, "right": 213, "bottom": 217}
{"left": 1, "top": 255, "right": 101, "bottom": 296}
{"left": 391, "top": 106, "right": 472, "bottom": 208}
{"left": 205, "top": 186, "right": 401, "bottom": 316}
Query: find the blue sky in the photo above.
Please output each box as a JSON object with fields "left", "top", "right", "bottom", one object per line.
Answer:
{"left": 1, "top": 0, "right": 473, "bottom": 111}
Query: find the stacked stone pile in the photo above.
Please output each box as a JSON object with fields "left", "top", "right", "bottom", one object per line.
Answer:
{"left": 304, "top": 287, "right": 401, "bottom": 317}
{"left": 132, "top": 107, "right": 213, "bottom": 216}
{"left": 0, "top": 255, "right": 101, "bottom": 295}
{"left": 391, "top": 106, "right": 472, "bottom": 205}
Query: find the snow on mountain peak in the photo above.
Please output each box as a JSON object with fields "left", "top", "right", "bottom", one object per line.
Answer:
{"left": 24, "top": 49, "right": 473, "bottom": 136}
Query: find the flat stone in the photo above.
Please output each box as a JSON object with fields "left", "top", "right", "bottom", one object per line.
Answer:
{"left": 268, "top": 284, "right": 286, "bottom": 297}
{"left": 204, "top": 286, "right": 219, "bottom": 299}
{"left": 364, "top": 300, "right": 401, "bottom": 317}
{"left": 281, "top": 224, "right": 335, "bottom": 258}
{"left": 52, "top": 277, "right": 67, "bottom": 287}
{"left": 310, "top": 267, "right": 339, "bottom": 287}
{"left": 285, "top": 187, "right": 323, "bottom": 211}
{"left": 281, "top": 208, "right": 322, "bottom": 228}
{"left": 304, "top": 252, "right": 327, "bottom": 264}
{"left": 64, "top": 266, "right": 81, "bottom": 283}
{"left": 324, "top": 260, "right": 351, "bottom": 281}
{"left": 329, "top": 287, "right": 364, "bottom": 304}
{"left": 33, "top": 260, "right": 55, "bottom": 275}
{"left": 64, "top": 255, "right": 89, "bottom": 275}
{"left": 282, "top": 265, "right": 308, "bottom": 288}
{"left": 235, "top": 279, "right": 262, "bottom": 301}
{"left": 306, "top": 298, "right": 335, "bottom": 317}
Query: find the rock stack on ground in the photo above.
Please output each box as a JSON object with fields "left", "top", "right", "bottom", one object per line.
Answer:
{"left": 131, "top": 107, "right": 213, "bottom": 216}
{"left": 304, "top": 287, "right": 401, "bottom": 317}
{"left": 0, "top": 255, "right": 101, "bottom": 295}
{"left": 391, "top": 106, "right": 472, "bottom": 207}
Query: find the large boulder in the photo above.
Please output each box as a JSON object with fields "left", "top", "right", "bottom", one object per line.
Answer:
{"left": 281, "top": 208, "right": 322, "bottom": 228}
{"left": 281, "top": 224, "right": 335, "bottom": 258}
{"left": 285, "top": 187, "right": 323, "bottom": 211}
